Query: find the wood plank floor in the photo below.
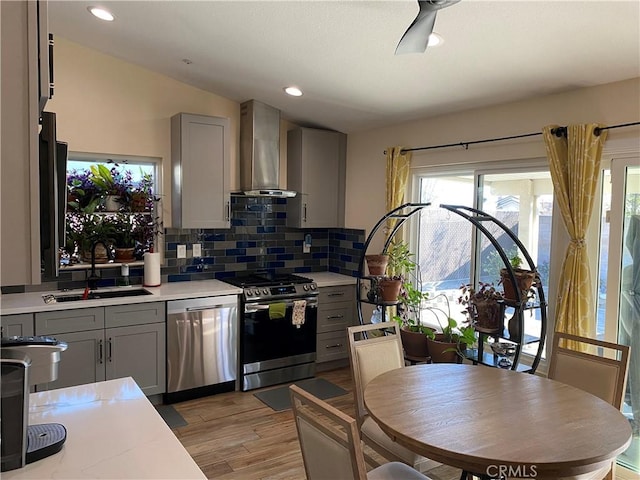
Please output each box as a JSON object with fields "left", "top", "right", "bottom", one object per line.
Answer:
{"left": 170, "top": 366, "right": 463, "bottom": 480}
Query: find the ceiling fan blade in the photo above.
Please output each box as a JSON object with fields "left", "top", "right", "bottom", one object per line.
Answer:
{"left": 395, "top": 0, "right": 461, "bottom": 55}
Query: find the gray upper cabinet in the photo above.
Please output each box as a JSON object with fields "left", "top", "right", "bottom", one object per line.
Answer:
{"left": 287, "top": 127, "right": 346, "bottom": 228}
{"left": 171, "top": 113, "right": 231, "bottom": 229}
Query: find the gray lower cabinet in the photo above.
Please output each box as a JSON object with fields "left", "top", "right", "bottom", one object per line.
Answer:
{"left": 1, "top": 313, "right": 34, "bottom": 338}
{"left": 34, "top": 302, "right": 166, "bottom": 395}
{"left": 316, "top": 285, "right": 356, "bottom": 364}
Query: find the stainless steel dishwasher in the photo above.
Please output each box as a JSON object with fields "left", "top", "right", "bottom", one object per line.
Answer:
{"left": 165, "top": 295, "right": 238, "bottom": 403}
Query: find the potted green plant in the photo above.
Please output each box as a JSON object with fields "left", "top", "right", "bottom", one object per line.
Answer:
{"left": 377, "top": 240, "right": 415, "bottom": 302}
{"left": 499, "top": 253, "right": 536, "bottom": 302}
{"left": 459, "top": 282, "right": 505, "bottom": 334}
{"left": 89, "top": 163, "right": 135, "bottom": 212}
{"left": 426, "top": 309, "right": 476, "bottom": 363}
{"left": 112, "top": 213, "right": 138, "bottom": 262}
{"left": 394, "top": 281, "right": 433, "bottom": 359}
{"left": 68, "top": 213, "right": 116, "bottom": 263}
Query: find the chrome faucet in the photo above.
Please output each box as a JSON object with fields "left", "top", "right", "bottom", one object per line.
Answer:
{"left": 87, "top": 241, "right": 106, "bottom": 290}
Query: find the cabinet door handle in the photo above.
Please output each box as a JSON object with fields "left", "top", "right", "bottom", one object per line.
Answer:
{"left": 107, "top": 338, "right": 112, "bottom": 362}
{"left": 325, "top": 343, "right": 343, "bottom": 349}
{"left": 326, "top": 314, "right": 344, "bottom": 320}
{"left": 328, "top": 292, "right": 345, "bottom": 297}
{"left": 303, "top": 203, "right": 307, "bottom": 223}
{"left": 98, "top": 339, "right": 103, "bottom": 364}
{"left": 226, "top": 201, "right": 231, "bottom": 221}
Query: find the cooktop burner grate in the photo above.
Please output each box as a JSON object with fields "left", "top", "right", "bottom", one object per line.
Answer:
{"left": 223, "top": 272, "right": 313, "bottom": 288}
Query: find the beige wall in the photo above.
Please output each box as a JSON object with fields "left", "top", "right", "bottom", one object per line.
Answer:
{"left": 345, "top": 78, "right": 640, "bottom": 239}
{"left": 47, "top": 38, "right": 294, "bottom": 228}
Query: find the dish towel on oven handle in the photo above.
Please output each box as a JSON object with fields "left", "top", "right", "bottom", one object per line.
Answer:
{"left": 292, "top": 300, "right": 307, "bottom": 328}
{"left": 268, "top": 302, "right": 286, "bottom": 320}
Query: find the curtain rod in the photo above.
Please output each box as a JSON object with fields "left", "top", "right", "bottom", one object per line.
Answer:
{"left": 385, "top": 121, "right": 640, "bottom": 155}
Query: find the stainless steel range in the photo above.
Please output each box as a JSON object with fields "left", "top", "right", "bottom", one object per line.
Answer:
{"left": 223, "top": 273, "right": 318, "bottom": 391}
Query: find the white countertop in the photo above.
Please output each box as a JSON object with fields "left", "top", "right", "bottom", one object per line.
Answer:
{"left": 0, "top": 272, "right": 356, "bottom": 315}
{"left": 2, "top": 377, "right": 206, "bottom": 480}
{"left": 307, "top": 271, "right": 357, "bottom": 288}
{"left": 0, "top": 280, "right": 242, "bottom": 315}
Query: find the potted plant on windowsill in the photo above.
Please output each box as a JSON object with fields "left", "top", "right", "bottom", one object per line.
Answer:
{"left": 67, "top": 213, "right": 117, "bottom": 264}
{"left": 113, "top": 213, "right": 138, "bottom": 263}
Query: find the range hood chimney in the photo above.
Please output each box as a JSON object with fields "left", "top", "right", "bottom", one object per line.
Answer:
{"left": 239, "top": 100, "right": 296, "bottom": 197}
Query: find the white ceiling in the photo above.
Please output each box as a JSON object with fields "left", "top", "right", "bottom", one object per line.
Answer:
{"left": 48, "top": 0, "right": 640, "bottom": 134}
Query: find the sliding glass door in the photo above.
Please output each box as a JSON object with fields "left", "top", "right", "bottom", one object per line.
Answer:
{"left": 412, "top": 166, "right": 552, "bottom": 333}
{"left": 599, "top": 157, "right": 640, "bottom": 473}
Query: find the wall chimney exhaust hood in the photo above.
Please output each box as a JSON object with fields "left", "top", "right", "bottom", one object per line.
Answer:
{"left": 238, "top": 100, "right": 296, "bottom": 197}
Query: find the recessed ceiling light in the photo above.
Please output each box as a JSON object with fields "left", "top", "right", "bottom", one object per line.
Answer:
{"left": 88, "top": 7, "right": 115, "bottom": 22}
{"left": 284, "top": 86, "right": 303, "bottom": 97}
{"left": 428, "top": 33, "right": 443, "bottom": 47}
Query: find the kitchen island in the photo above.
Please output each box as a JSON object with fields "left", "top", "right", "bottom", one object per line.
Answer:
{"left": 2, "top": 377, "right": 206, "bottom": 480}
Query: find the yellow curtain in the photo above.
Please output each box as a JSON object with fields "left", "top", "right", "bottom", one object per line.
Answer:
{"left": 542, "top": 124, "right": 607, "bottom": 344}
{"left": 385, "top": 146, "right": 412, "bottom": 241}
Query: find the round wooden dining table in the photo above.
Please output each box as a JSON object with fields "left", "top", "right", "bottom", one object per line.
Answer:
{"left": 363, "top": 363, "right": 632, "bottom": 479}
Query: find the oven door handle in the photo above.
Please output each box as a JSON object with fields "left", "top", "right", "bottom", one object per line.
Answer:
{"left": 245, "top": 301, "right": 317, "bottom": 313}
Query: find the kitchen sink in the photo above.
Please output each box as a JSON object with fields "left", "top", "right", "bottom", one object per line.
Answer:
{"left": 43, "top": 288, "right": 153, "bottom": 304}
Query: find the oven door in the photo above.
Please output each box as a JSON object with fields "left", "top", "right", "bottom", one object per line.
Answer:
{"left": 241, "top": 296, "right": 318, "bottom": 368}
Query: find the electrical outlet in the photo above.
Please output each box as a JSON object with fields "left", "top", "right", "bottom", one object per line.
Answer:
{"left": 193, "top": 243, "right": 202, "bottom": 257}
{"left": 177, "top": 244, "right": 187, "bottom": 258}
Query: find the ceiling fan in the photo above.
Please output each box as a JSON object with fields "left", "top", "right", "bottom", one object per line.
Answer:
{"left": 395, "top": 0, "right": 461, "bottom": 55}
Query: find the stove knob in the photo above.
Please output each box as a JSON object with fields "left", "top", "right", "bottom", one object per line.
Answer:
{"left": 303, "top": 284, "right": 309, "bottom": 291}
{"left": 310, "top": 283, "right": 317, "bottom": 290}
{"left": 263, "top": 288, "right": 269, "bottom": 295}
{"left": 254, "top": 289, "right": 261, "bottom": 296}
{"left": 246, "top": 290, "right": 253, "bottom": 297}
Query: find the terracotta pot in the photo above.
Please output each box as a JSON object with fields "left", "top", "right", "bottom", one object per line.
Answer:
{"left": 115, "top": 247, "right": 136, "bottom": 263}
{"left": 81, "top": 243, "right": 110, "bottom": 264}
{"left": 130, "top": 193, "right": 148, "bottom": 212}
{"left": 426, "top": 334, "right": 463, "bottom": 363}
{"left": 365, "top": 254, "right": 388, "bottom": 276}
{"left": 378, "top": 278, "right": 402, "bottom": 302}
{"left": 471, "top": 299, "right": 503, "bottom": 334}
{"left": 400, "top": 326, "right": 434, "bottom": 359}
{"left": 500, "top": 268, "right": 536, "bottom": 301}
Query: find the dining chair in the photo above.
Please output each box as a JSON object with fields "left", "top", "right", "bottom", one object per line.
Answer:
{"left": 289, "top": 384, "right": 431, "bottom": 480}
{"left": 347, "top": 322, "right": 434, "bottom": 472}
{"left": 547, "top": 332, "right": 631, "bottom": 480}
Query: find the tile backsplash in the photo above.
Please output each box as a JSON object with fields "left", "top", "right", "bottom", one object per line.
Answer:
{"left": 163, "top": 196, "right": 364, "bottom": 282}
{"left": 13, "top": 196, "right": 364, "bottom": 293}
